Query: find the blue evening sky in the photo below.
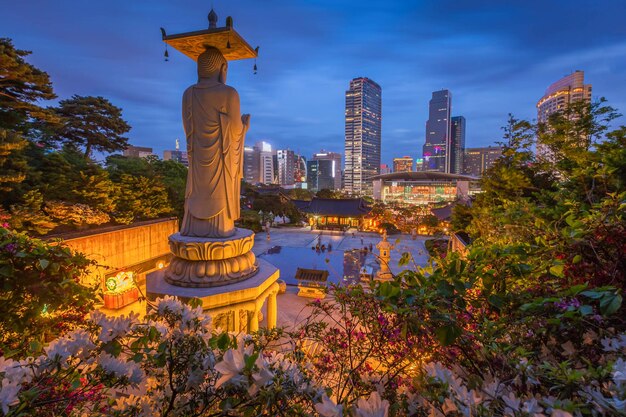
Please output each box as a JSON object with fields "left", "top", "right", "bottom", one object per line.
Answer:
{"left": 3, "top": 0, "right": 626, "bottom": 165}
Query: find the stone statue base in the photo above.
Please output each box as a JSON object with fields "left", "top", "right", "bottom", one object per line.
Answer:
{"left": 148, "top": 258, "right": 279, "bottom": 332}
{"left": 164, "top": 229, "right": 258, "bottom": 288}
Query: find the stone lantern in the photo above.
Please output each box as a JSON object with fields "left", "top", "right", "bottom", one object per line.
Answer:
{"left": 375, "top": 230, "right": 394, "bottom": 281}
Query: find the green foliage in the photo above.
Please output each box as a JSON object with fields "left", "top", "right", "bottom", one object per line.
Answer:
{"left": 9, "top": 189, "right": 56, "bottom": 235}
{"left": 53, "top": 95, "right": 131, "bottom": 158}
{"left": 113, "top": 174, "right": 172, "bottom": 224}
{"left": 0, "top": 227, "right": 97, "bottom": 357}
{"left": 0, "top": 38, "right": 56, "bottom": 132}
{"left": 315, "top": 188, "right": 342, "bottom": 199}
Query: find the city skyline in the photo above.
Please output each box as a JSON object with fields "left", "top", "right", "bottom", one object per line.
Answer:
{"left": 3, "top": 1, "right": 626, "bottom": 164}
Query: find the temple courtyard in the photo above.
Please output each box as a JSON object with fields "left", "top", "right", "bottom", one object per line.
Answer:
{"left": 108, "top": 228, "right": 432, "bottom": 330}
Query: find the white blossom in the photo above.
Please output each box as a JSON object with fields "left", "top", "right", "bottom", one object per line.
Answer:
{"left": 248, "top": 355, "right": 274, "bottom": 396}
{"left": 612, "top": 358, "right": 626, "bottom": 387}
{"left": 98, "top": 353, "right": 144, "bottom": 384}
{"left": 44, "top": 329, "right": 94, "bottom": 363}
{"left": 315, "top": 394, "right": 343, "bottom": 417}
{"left": 355, "top": 391, "right": 389, "bottom": 417}
{"left": 214, "top": 342, "right": 253, "bottom": 388}
{"left": 522, "top": 397, "right": 545, "bottom": 416}
{"left": 502, "top": 391, "right": 521, "bottom": 415}
{"left": 0, "top": 378, "right": 20, "bottom": 415}
{"left": 90, "top": 311, "right": 138, "bottom": 343}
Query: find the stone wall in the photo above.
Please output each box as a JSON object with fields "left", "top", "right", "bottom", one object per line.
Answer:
{"left": 53, "top": 218, "right": 178, "bottom": 286}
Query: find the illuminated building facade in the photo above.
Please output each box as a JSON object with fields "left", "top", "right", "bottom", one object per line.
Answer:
{"left": 372, "top": 172, "right": 480, "bottom": 205}
{"left": 422, "top": 89, "right": 451, "bottom": 173}
{"left": 450, "top": 116, "right": 466, "bottom": 174}
{"left": 124, "top": 145, "right": 154, "bottom": 158}
{"left": 536, "top": 71, "right": 592, "bottom": 159}
{"left": 308, "top": 151, "right": 341, "bottom": 191}
{"left": 344, "top": 77, "right": 382, "bottom": 195}
{"left": 243, "top": 141, "right": 275, "bottom": 185}
{"left": 463, "top": 146, "right": 502, "bottom": 177}
{"left": 276, "top": 149, "right": 296, "bottom": 186}
{"left": 393, "top": 156, "right": 413, "bottom": 173}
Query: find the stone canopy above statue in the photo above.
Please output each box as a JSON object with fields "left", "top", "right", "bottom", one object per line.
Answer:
{"left": 161, "top": 10, "right": 258, "bottom": 61}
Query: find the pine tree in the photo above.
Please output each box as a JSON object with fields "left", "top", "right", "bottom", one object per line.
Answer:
{"left": 54, "top": 95, "right": 131, "bottom": 158}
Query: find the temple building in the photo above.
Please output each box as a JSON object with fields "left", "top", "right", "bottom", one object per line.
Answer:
{"left": 371, "top": 171, "right": 480, "bottom": 205}
{"left": 292, "top": 197, "right": 372, "bottom": 230}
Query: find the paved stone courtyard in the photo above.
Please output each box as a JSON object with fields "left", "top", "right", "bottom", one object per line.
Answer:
{"left": 254, "top": 228, "right": 433, "bottom": 329}
{"left": 108, "top": 228, "right": 434, "bottom": 330}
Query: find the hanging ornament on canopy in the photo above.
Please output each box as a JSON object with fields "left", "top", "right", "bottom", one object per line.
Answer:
{"left": 253, "top": 46, "right": 260, "bottom": 74}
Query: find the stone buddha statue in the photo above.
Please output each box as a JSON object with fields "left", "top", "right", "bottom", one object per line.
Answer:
{"left": 180, "top": 46, "right": 250, "bottom": 238}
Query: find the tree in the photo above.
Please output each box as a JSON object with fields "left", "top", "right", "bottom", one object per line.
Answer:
{"left": 0, "top": 38, "right": 56, "bottom": 199}
{"left": 0, "top": 38, "right": 56, "bottom": 132}
{"left": 315, "top": 188, "right": 341, "bottom": 199}
{"left": 113, "top": 174, "right": 172, "bottom": 224}
{"left": 9, "top": 189, "right": 56, "bottom": 235}
{"left": 54, "top": 95, "right": 130, "bottom": 157}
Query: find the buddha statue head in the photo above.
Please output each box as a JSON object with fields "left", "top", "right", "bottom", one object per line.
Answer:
{"left": 197, "top": 46, "right": 227, "bottom": 83}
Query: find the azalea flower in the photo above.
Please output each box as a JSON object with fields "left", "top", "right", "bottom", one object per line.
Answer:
{"left": 355, "top": 391, "right": 389, "bottom": 417}
{"left": 522, "top": 397, "right": 545, "bottom": 417}
{"left": 248, "top": 355, "right": 274, "bottom": 396}
{"left": 214, "top": 342, "right": 253, "bottom": 388}
{"left": 502, "top": 392, "right": 520, "bottom": 415}
{"left": 0, "top": 378, "right": 20, "bottom": 415}
{"left": 315, "top": 394, "right": 343, "bottom": 417}
{"left": 98, "top": 352, "right": 144, "bottom": 384}
{"left": 612, "top": 357, "right": 626, "bottom": 387}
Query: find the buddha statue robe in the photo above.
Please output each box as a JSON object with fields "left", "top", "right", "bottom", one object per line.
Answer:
{"left": 180, "top": 80, "right": 247, "bottom": 238}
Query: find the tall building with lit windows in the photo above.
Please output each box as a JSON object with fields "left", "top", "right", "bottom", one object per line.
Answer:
{"left": 393, "top": 156, "right": 413, "bottom": 173}
{"left": 422, "top": 89, "right": 452, "bottom": 173}
{"left": 536, "top": 71, "right": 592, "bottom": 159}
{"left": 344, "top": 77, "right": 382, "bottom": 195}
{"left": 450, "top": 116, "right": 466, "bottom": 174}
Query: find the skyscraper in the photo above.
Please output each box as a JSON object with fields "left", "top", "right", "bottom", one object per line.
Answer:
{"left": 462, "top": 146, "right": 502, "bottom": 177}
{"left": 393, "top": 156, "right": 413, "bottom": 173}
{"left": 243, "top": 141, "right": 275, "bottom": 185}
{"left": 313, "top": 151, "right": 342, "bottom": 189}
{"left": 422, "top": 90, "right": 451, "bottom": 173}
{"left": 537, "top": 71, "right": 592, "bottom": 123}
{"left": 276, "top": 149, "right": 296, "bottom": 186}
{"left": 536, "top": 71, "right": 592, "bottom": 160}
{"left": 450, "top": 116, "right": 466, "bottom": 174}
{"left": 344, "top": 77, "right": 382, "bottom": 195}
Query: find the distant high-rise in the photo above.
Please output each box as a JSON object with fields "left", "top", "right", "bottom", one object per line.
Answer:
{"left": 393, "top": 156, "right": 413, "bottom": 173}
{"left": 422, "top": 90, "right": 452, "bottom": 173}
{"left": 124, "top": 145, "right": 154, "bottom": 158}
{"left": 380, "top": 164, "right": 391, "bottom": 175}
{"left": 243, "top": 141, "right": 275, "bottom": 185}
{"left": 312, "top": 151, "right": 342, "bottom": 190}
{"left": 463, "top": 146, "right": 502, "bottom": 177}
{"left": 536, "top": 71, "right": 592, "bottom": 159}
{"left": 344, "top": 77, "right": 382, "bottom": 195}
{"left": 243, "top": 146, "right": 259, "bottom": 184}
{"left": 450, "top": 116, "right": 466, "bottom": 174}
{"left": 162, "top": 139, "right": 188, "bottom": 166}
{"left": 276, "top": 149, "right": 296, "bottom": 186}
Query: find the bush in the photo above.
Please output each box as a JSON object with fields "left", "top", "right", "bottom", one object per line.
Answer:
{"left": 0, "top": 226, "right": 97, "bottom": 357}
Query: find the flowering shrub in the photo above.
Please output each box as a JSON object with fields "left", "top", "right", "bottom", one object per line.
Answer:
{"left": 0, "top": 227, "right": 97, "bottom": 357}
